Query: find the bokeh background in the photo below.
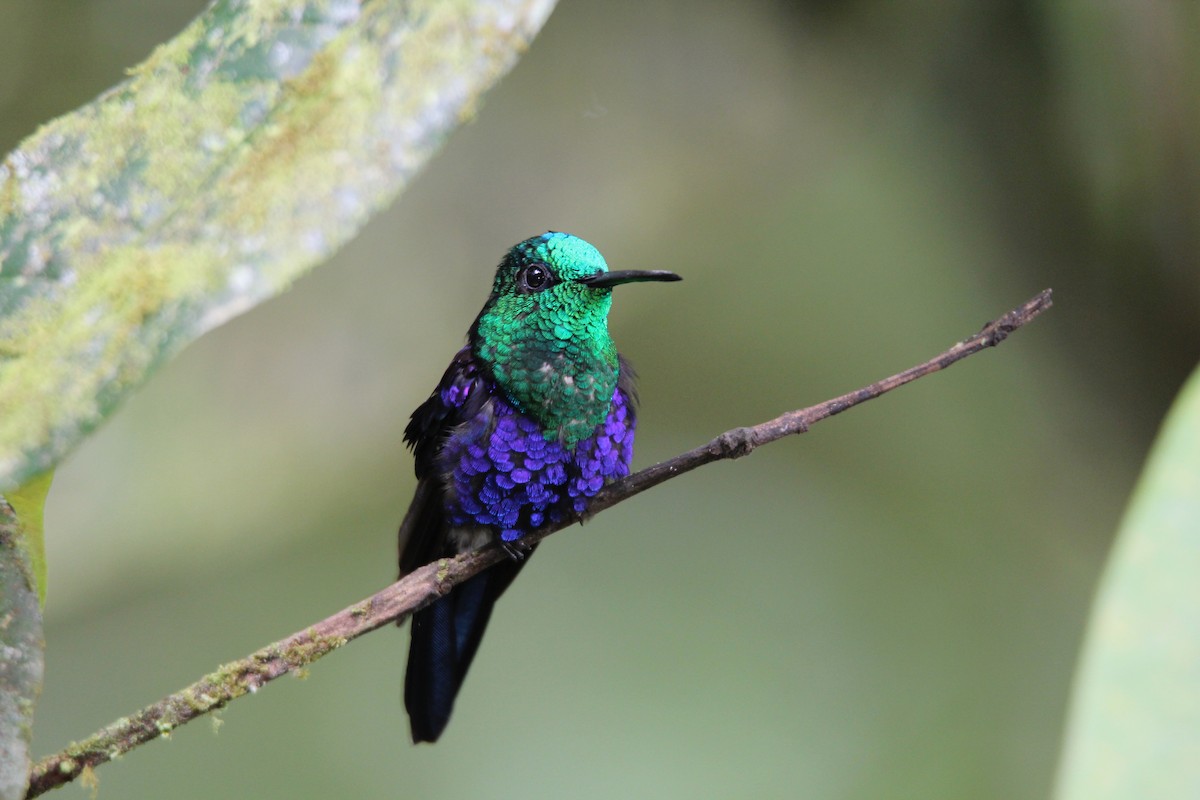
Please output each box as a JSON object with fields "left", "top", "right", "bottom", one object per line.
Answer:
{"left": 3, "top": 1, "right": 1197, "bottom": 798}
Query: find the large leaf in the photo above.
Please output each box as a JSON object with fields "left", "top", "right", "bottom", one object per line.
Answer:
{"left": 0, "top": 0, "right": 556, "bottom": 492}
{"left": 1055, "top": 363, "right": 1200, "bottom": 799}
{"left": 0, "top": 498, "right": 45, "bottom": 800}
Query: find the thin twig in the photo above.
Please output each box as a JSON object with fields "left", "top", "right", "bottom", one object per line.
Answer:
{"left": 25, "top": 289, "right": 1052, "bottom": 798}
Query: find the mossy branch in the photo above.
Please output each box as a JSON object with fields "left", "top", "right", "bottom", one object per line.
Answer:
{"left": 25, "top": 289, "right": 1052, "bottom": 798}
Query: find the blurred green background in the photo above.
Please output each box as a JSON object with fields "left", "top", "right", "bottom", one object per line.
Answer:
{"left": 3, "top": 1, "right": 1197, "bottom": 798}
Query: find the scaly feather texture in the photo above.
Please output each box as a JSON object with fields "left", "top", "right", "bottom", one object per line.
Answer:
{"left": 398, "top": 232, "right": 679, "bottom": 742}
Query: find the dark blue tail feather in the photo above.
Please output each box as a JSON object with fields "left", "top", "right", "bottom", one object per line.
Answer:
{"left": 404, "top": 555, "right": 532, "bottom": 743}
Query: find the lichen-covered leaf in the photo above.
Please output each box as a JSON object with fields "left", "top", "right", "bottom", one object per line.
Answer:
{"left": 1055, "top": 363, "right": 1200, "bottom": 799}
{"left": 0, "top": 499, "right": 45, "bottom": 800}
{"left": 0, "top": 0, "right": 557, "bottom": 491}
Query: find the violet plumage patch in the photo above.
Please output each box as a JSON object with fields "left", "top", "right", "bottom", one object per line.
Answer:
{"left": 438, "top": 386, "right": 636, "bottom": 541}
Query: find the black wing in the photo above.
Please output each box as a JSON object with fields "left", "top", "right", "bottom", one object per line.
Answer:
{"left": 398, "top": 346, "right": 487, "bottom": 575}
{"left": 403, "top": 348, "right": 488, "bottom": 481}
{"left": 399, "top": 347, "right": 522, "bottom": 742}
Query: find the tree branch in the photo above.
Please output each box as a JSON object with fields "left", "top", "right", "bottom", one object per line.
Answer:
{"left": 26, "top": 289, "right": 1052, "bottom": 798}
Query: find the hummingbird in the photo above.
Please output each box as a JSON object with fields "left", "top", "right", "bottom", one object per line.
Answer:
{"left": 397, "top": 232, "right": 680, "bottom": 743}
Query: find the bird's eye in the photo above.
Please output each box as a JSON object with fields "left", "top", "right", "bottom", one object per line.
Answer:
{"left": 522, "top": 264, "right": 551, "bottom": 291}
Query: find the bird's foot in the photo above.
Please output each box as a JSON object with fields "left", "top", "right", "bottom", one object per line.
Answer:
{"left": 500, "top": 541, "right": 527, "bottom": 562}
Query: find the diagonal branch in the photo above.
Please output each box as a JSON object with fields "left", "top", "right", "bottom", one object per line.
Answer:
{"left": 25, "top": 289, "right": 1052, "bottom": 798}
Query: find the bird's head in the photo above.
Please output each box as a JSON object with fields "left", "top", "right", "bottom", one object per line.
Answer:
{"left": 475, "top": 235, "right": 681, "bottom": 352}
{"left": 471, "top": 232, "right": 679, "bottom": 438}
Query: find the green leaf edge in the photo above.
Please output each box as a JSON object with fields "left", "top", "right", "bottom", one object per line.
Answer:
{"left": 3, "top": 470, "right": 53, "bottom": 607}
{"left": 1055, "top": 362, "right": 1200, "bottom": 799}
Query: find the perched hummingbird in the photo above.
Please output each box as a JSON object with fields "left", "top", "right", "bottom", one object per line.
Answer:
{"left": 397, "top": 232, "right": 680, "bottom": 743}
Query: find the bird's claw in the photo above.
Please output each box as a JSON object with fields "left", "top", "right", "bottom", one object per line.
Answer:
{"left": 500, "top": 541, "right": 527, "bottom": 562}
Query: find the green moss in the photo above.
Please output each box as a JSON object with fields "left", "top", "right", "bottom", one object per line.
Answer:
{"left": 283, "top": 633, "right": 347, "bottom": 665}
{"left": 0, "top": 240, "right": 222, "bottom": 473}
